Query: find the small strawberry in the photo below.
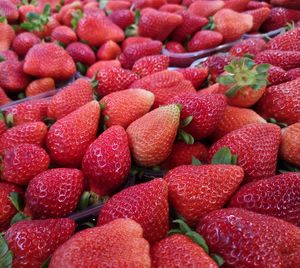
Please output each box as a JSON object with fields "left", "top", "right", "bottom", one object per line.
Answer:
{"left": 100, "top": 88, "right": 154, "bottom": 128}
{"left": 96, "top": 40, "right": 121, "bottom": 61}
{"left": 0, "top": 86, "right": 10, "bottom": 105}
{"left": 132, "top": 55, "right": 169, "bottom": 77}
{"left": 49, "top": 219, "right": 151, "bottom": 267}
{"left": 229, "top": 38, "right": 266, "bottom": 57}
{"left": 51, "top": 25, "right": 77, "bottom": 46}
{"left": 244, "top": 7, "right": 271, "bottom": 33}
{"left": 176, "top": 67, "right": 208, "bottom": 88}
{"left": 46, "top": 101, "right": 100, "bottom": 167}
{"left": 5, "top": 218, "right": 75, "bottom": 267}
{"left": 98, "top": 179, "right": 169, "bottom": 243}
{"left": 25, "top": 77, "right": 55, "bottom": 96}
{"left": 121, "top": 36, "right": 152, "bottom": 50}
{"left": 0, "top": 21, "right": 16, "bottom": 52}
{"left": 267, "top": 65, "right": 289, "bottom": 85}
{"left": 208, "top": 123, "right": 281, "bottom": 181}
{"left": 188, "top": 0, "right": 224, "bottom": 18}
{"left": 287, "top": 68, "right": 300, "bottom": 81}
{"left": 165, "top": 41, "right": 186, "bottom": 53}
{"left": 223, "top": 0, "right": 250, "bottom": 12}
{"left": 165, "top": 164, "right": 244, "bottom": 226}
{"left": 23, "top": 43, "right": 76, "bottom": 80}
{"left": 86, "top": 59, "right": 121, "bottom": 78}
{"left": 47, "top": 78, "right": 94, "bottom": 120}
{"left": 0, "top": 0, "right": 19, "bottom": 22}
{"left": 12, "top": 32, "right": 41, "bottom": 58}
{"left": 108, "top": 9, "right": 134, "bottom": 29}
{"left": 187, "top": 30, "right": 223, "bottom": 52}
{"left": 280, "top": 123, "right": 300, "bottom": 167}
{"left": 66, "top": 42, "right": 96, "bottom": 66}
{"left": 159, "top": 3, "right": 185, "bottom": 13}
{"left": 267, "top": 27, "right": 300, "bottom": 51}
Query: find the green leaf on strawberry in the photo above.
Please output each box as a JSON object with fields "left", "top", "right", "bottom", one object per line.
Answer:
{"left": 211, "top": 147, "right": 237, "bottom": 165}
{"left": 0, "top": 234, "right": 13, "bottom": 268}
{"left": 211, "top": 253, "right": 225, "bottom": 267}
{"left": 192, "top": 156, "right": 201, "bottom": 166}
{"left": 179, "top": 130, "right": 194, "bottom": 145}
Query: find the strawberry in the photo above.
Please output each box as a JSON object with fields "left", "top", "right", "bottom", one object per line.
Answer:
{"left": 187, "top": 30, "right": 223, "bottom": 52}
{"left": 47, "top": 78, "right": 93, "bottom": 120}
{"left": 0, "top": 86, "right": 10, "bottom": 105}
{"left": 165, "top": 41, "right": 186, "bottom": 53}
{"left": 26, "top": 168, "right": 84, "bottom": 218}
{"left": 0, "top": 182, "right": 23, "bottom": 231}
{"left": 1, "top": 143, "right": 50, "bottom": 185}
{"left": 159, "top": 4, "right": 185, "bottom": 13}
{"left": 12, "top": 32, "right": 41, "bottom": 58}
{"left": 95, "top": 66, "right": 139, "bottom": 96}
{"left": 0, "top": 0, "right": 19, "bottom": 22}
{"left": 247, "top": 1, "right": 272, "bottom": 10}
{"left": 98, "top": 179, "right": 169, "bottom": 243}
{"left": 97, "top": 40, "right": 121, "bottom": 61}
{"left": 0, "top": 122, "right": 48, "bottom": 155}
{"left": 229, "top": 172, "right": 300, "bottom": 224}
{"left": 77, "top": 14, "right": 125, "bottom": 47}
{"left": 130, "top": 70, "right": 196, "bottom": 108}
{"left": 280, "top": 123, "right": 300, "bottom": 167}
{"left": 121, "top": 36, "right": 152, "bottom": 50}
{"left": 66, "top": 42, "right": 96, "bottom": 66}
{"left": 108, "top": 9, "right": 134, "bottom": 29}
{"left": 267, "top": 27, "right": 300, "bottom": 51}
{"left": 211, "top": 105, "right": 266, "bottom": 141}
{"left": 224, "top": 0, "right": 250, "bottom": 12}
{"left": 82, "top": 125, "right": 131, "bottom": 196}
{"left": 0, "top": 50, "right": 18, "bottom": 62}
{"left": 105, "top": 0, "right": 131, "bottom": 11}
{"left": 100, "top": 88, "right": 154, "bottom": 128}
{"left": 133, "top": 0, "right": 167, "bottom": 9}
{"left": 287, "top": 68, "right": 300, "bottom": 80}
{"left": 5, "top": 99, "right": 49, "bottom": 126}
{"left": 132, "top": 55, "right": 169, "bottom": 77}
{"left": 271, "top": 0, "right": 300, "bottom": 9}
{"left": 213, "top": 9, "right": 253, "bottom": 42}
{"left": 197, "top": 208, "right": 300, "bottom": 267}
{"left": 25, "top": 77, "right": 55, "bottom": 96}
{"left": 171, "top": 10, "right": 208, "bottom": 43}
{"left": 176, "top": 67, "right": 208, "bottom": 88}
{"left": 0, "top": 22, "right": 15, "bottom": 52}
{"left": 162, "top": 141, "right": 208, "bottom": 169}
{"left": 23, "top": 43, "right": 76, "bottom": 80}
{"left": 256, "top": 78, "right": 300, "bottom": 125}
{"left": 208, "top": 123, "right": 281, "bottom": 181}
{"left": 5, "top": 218, "right": 75, "bottom": 267}
{"left": 49, "top": 219, "right": 151, "bottom": 267}
{"left": 165, "top": 164, "right": 244, "bottom": 226}
{"left": 127, "top": 104, "right": 180, "bottom": 167}
{"left": 244, "top": 7, "right": 271, "bottom": 33}
{"left": 18, "top": 4, "right": 37, "bottom": 23}
{"left": 46, "top": 101, "right": 100, "bottom": 167}
{"left": 267, "top": 65, "right": 289, "bottom": 85}
{"left": 188, "top": 1, "right": 224, "bottom": 18}
{"left": 138, "top": 8, "right": 182, "bottom": 41}
{"left": 151, "top": 234, "right": 218, "bottom": 268}
{"left": 51, "top": 25, "right": 77, "bottom": 46}
{"left": 229, "top": 38, "right": 266, "bottom": 57}
{"left": 86, "top": 59, "right": 121, "bottom": 78}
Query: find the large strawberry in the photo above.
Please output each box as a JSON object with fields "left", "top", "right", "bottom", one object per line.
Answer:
{"left": 244, "top": 7, "right": 271, "bottom": 32}
{"left": 0, "top": 21, "right": 15, "bottom": 52}
{"left": 25, "top": 77, "right": 55, "bottom": 96}
{"left": 98, "top": 179, "right": 169, "bottom": 244}
{"left": 66, "top": 42, "right": 96, "bottom": 66}
{"left": 188, "top": 0, "right": 224, "bottom": 18}
{"left": 47, "top": 78, "right": 94, "bottom": 120}
{"left": 127, "top": 104, "right": 180, "bottom": 167}
{"left": 208, "top": 123, "right": 281, "bottom": 181}
{"left": 5, "top": 218, "right": 75, "bottom": 267}
{"left": 229, "top": 172, "right": 300, "bottom": 225}
{"left": 49, "top": 219, "right": 151, "bottom": 267}
{"left": 23, "top": 43, "right": 76, "bottom": 80}
{"left": 12, "top": 32, "right": 41, "bottom": 58}
{"left": 165, "top": 164, "right": 244, "bottom": 226}
{"left": 47, "top": 101, "right": 100, "bottom": 167}
{"left": 197, "top": 208, "right": 300, "bottom": 267}
{"left": 100, "top": 88, "right": 154, "bottom": 128}
{"left": 267, "top": 27, "right": 300, "bottom": 51}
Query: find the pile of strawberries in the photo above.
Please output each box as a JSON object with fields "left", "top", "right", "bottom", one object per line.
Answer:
{"left": 0, "top": 0, "right": 300, "bottom": 267}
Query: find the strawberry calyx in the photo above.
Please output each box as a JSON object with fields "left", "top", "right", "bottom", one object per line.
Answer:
{"left": 21, "top": 0, "right": 37, "bottom": 6}
{"left": 5, "top": 113, "right": 14, "bottom": 128}
{"left": 217, "top": 57, "right": 270, "bottom": 98}
{"left": 9, "top": 192, "right": 31, "bottom": 226}
{"left": 267, "top": 118, "right": 288, "bottom": 128}
{"left": 202, "top": 16, "right": 215, "bottom": 30}
{"left": 0, "top": 16, "right": 7, "bottom": 23}
{"left": 71, "top": 9, "right": 83, "bottom": 30}
{"left": 211, "top": 147, "right": 237, "bottom": 165}
{"left": 0, "top": 234, "right": 13, "bottom": 268}
{"left": 191, "top": 156, "right": 201, "bottom": 166}
{"left": 125, "top": 9, "right": 140, "bottom": 37}
{"left": 76, "top": 62, "right": 87, "bottom": 75}
{"left": 179, "top": 130, "right": 194, "bottom": 145}
{"left": 77, "top": 191, "right": 108, "bottom": 211}
{"left": 0, "top": 56, "right": 5, "bottom": 62}
{"left": 90, "top": 71, "right": 99, "bottom": 89}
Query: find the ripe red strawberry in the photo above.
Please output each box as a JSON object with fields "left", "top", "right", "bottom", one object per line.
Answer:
{"left": 138, "top": 8, "right": 182, "bottom": 41}
{"left": 26, "top": 168, "right": 84, "bottom": 218}
{"left": 100, "top": 88, "right": 154, "bottom": 128}
{"left": 97, "top": 40, "right": 121, "bottom": 61}
{"left": 119, "top": 40, "right": 163, "bottom": 69}
{"left": 132, "top": 55, "right": 169, "bottom": 77}
{"left": 247, "top": 0, "right": 271, "bottom": 10}
{"left": 133, "top": 0, "right": 167, "bottom": 9}
{"left": 223, "top": 0, "right": 250, "bottom": 12}
{"left": 244, "top": 7, "right": 271, "bottom": 33}
{"left": 287, "top": 68, "right": 300, "bottom": 80}
{"left": 162, "top": 141, "right": 208, "bottom": 169}
{"left": 130, "top": 70, "right": 196, "bottom": 108}
{"left": 24, "top": 43, "right": 76, "bottom": 80}
{"left": 108, "top": 9, "right": 134, "bottom": 29}
{"left": 127, "top": 104, "right": 180, "bottom": 167}
{"left": 0, "top": 86, "right": 10, "bottom": 105}
{"left": 165, "top": 41, "right": 186, "bottom": 53}
{"left": 0, "top": 122, "right": 48, "bottom": 154}
{"left": 0, "top": 182, "right": 23, "bottom": 231}
{"left": 197, "top": 208, "right": 300, "bottom": 267}
{"left": 47, "top": 101, "right": 100, "bottom": 167}
{"left": 229, "top": 37, "right": 266, "bottom": 57}
{"left": 159, "top": 3, "right": 185, "bottom": 13}
{"left": 208, "top": 123, "right": 281, "bottom": 181}
{"left": 82, "top": 125, "right": 131, "bottom": 196}
{"left": 171, "top": 10, "right": 208, "bottom": 43}
{"left": 280, "top": 123, "right": 300, "bottom": 167}
{"left": 25, "top": 77, "right": 55, "bottom": 96}
{"left": 165, "top": 164, "right": 244, "bottom": 226}
{"left": 12, "top": 32, "right": 41, "bottom": 58}
{"left": 188, "top": 1, "right": 224, "bottom": 18}
{"left": 1, "top": 143, "right": 50, "bottom": 185}
{"left": 47, "top": 78, "right": 93, "bottom": 120}
{"left": 105, "top": 0, "right": 131, "bottom": 11}
{"left": 271, "top": 0, "right": 300, "bottom": 9}
{"left": 176, "top": 67, "right": 208, "bottom": 88}
{"left": 151, "top": 234, "right": 218, "bottom": 268}
{"left": 86, "top": 60, "right": 121, "bottom": 78}
{"left": 211, "top": 105, "right": 266, "bottom": 141}
{"left": 121, "top": 36, "right": 152, "bottom": 50}
{"left": 267, "top": 65, "right": 289, "bottom": 85}
{"left": 267, "top": 27, "right": 300, "bottom": 51}
{"left": 0, "top": 22, "right": 15, "bottom": 52}
{"left": 49, "top": 219, "right": 151, "bottom": 267}
{"left": 66, "top": 42, "right": 96, "bottom": 66}
{"left": 98, "top": 179, "right": 169, "bottom": 243}
{"left": 5, "top": 218, "right": 75, "bottom": 267}
{"left": 187, "top": 30, "right": 223, "bottom": 52}
{"left": 77, "top": 14, "right": 125, "bottom": 47}
{"left": 95, "top": 66, "right": 139, "bottom": 96}
{"left": 213, "top": 9, "right": 253, "bottom": 42}
{"left": 51, "top": 25, "right": 77, "bottom": 46}
{"left": 0, "top": 0, "right": 19, "bottom": 22}
{"left": 256, "top": 78, "right": 300, "bottom": 125}
{"left": 0, "top": 50, "right": 18, "bottom": 62}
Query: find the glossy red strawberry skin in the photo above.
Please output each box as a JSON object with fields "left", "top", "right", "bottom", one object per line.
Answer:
{"left": 108, "top": 9, "right": 135, "bottom": 29}
{"left": 245, "top": 7, "right": 271, "bottom": 33}
{"left": 267, "top": 65, "right": 289, "bottom": 86}
{"left": 229, "top": 38, "right": 266, "bottom": 57}
{"left": 66, "top": 42, "right": 96, "bottom": 66}
{"left": 187, "top": 30, "right": 223, "bottom": 52}
{"left": 165, "top": 41, "right": 185, "bottom": 53}
{"left": 86, "top": 60, "right": 121, "bottom": 78}
{"left": 51, "top": 25, "right": 77, "bottom": 46}
{"left": 165, "top": 165, "right": 244, "bottom": 226}
{"left": 176, "top": 67, "right": 208, "bottom": 88}
{"left": 82, "top": 126, "right": 131, "bottom": 196}
{"left": 5, "top": 218, "right": 75, "bottom": 267}
{"left": 98, "top": 179, "right": 169, "bottom": 244}
{"left": 132, "top": 55, "right": 169, "bottom": 77}
{"left": 12, "top": 32, "right": 41, "bottom": 58}
{"left": 197, "top": 208, "right": 300, "bottom": 267}
{"left": 208, "top": 123, "right": 281, "bottom": 181}
{"left": 266, "top": 27, "right": 300, "bottom": 51}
